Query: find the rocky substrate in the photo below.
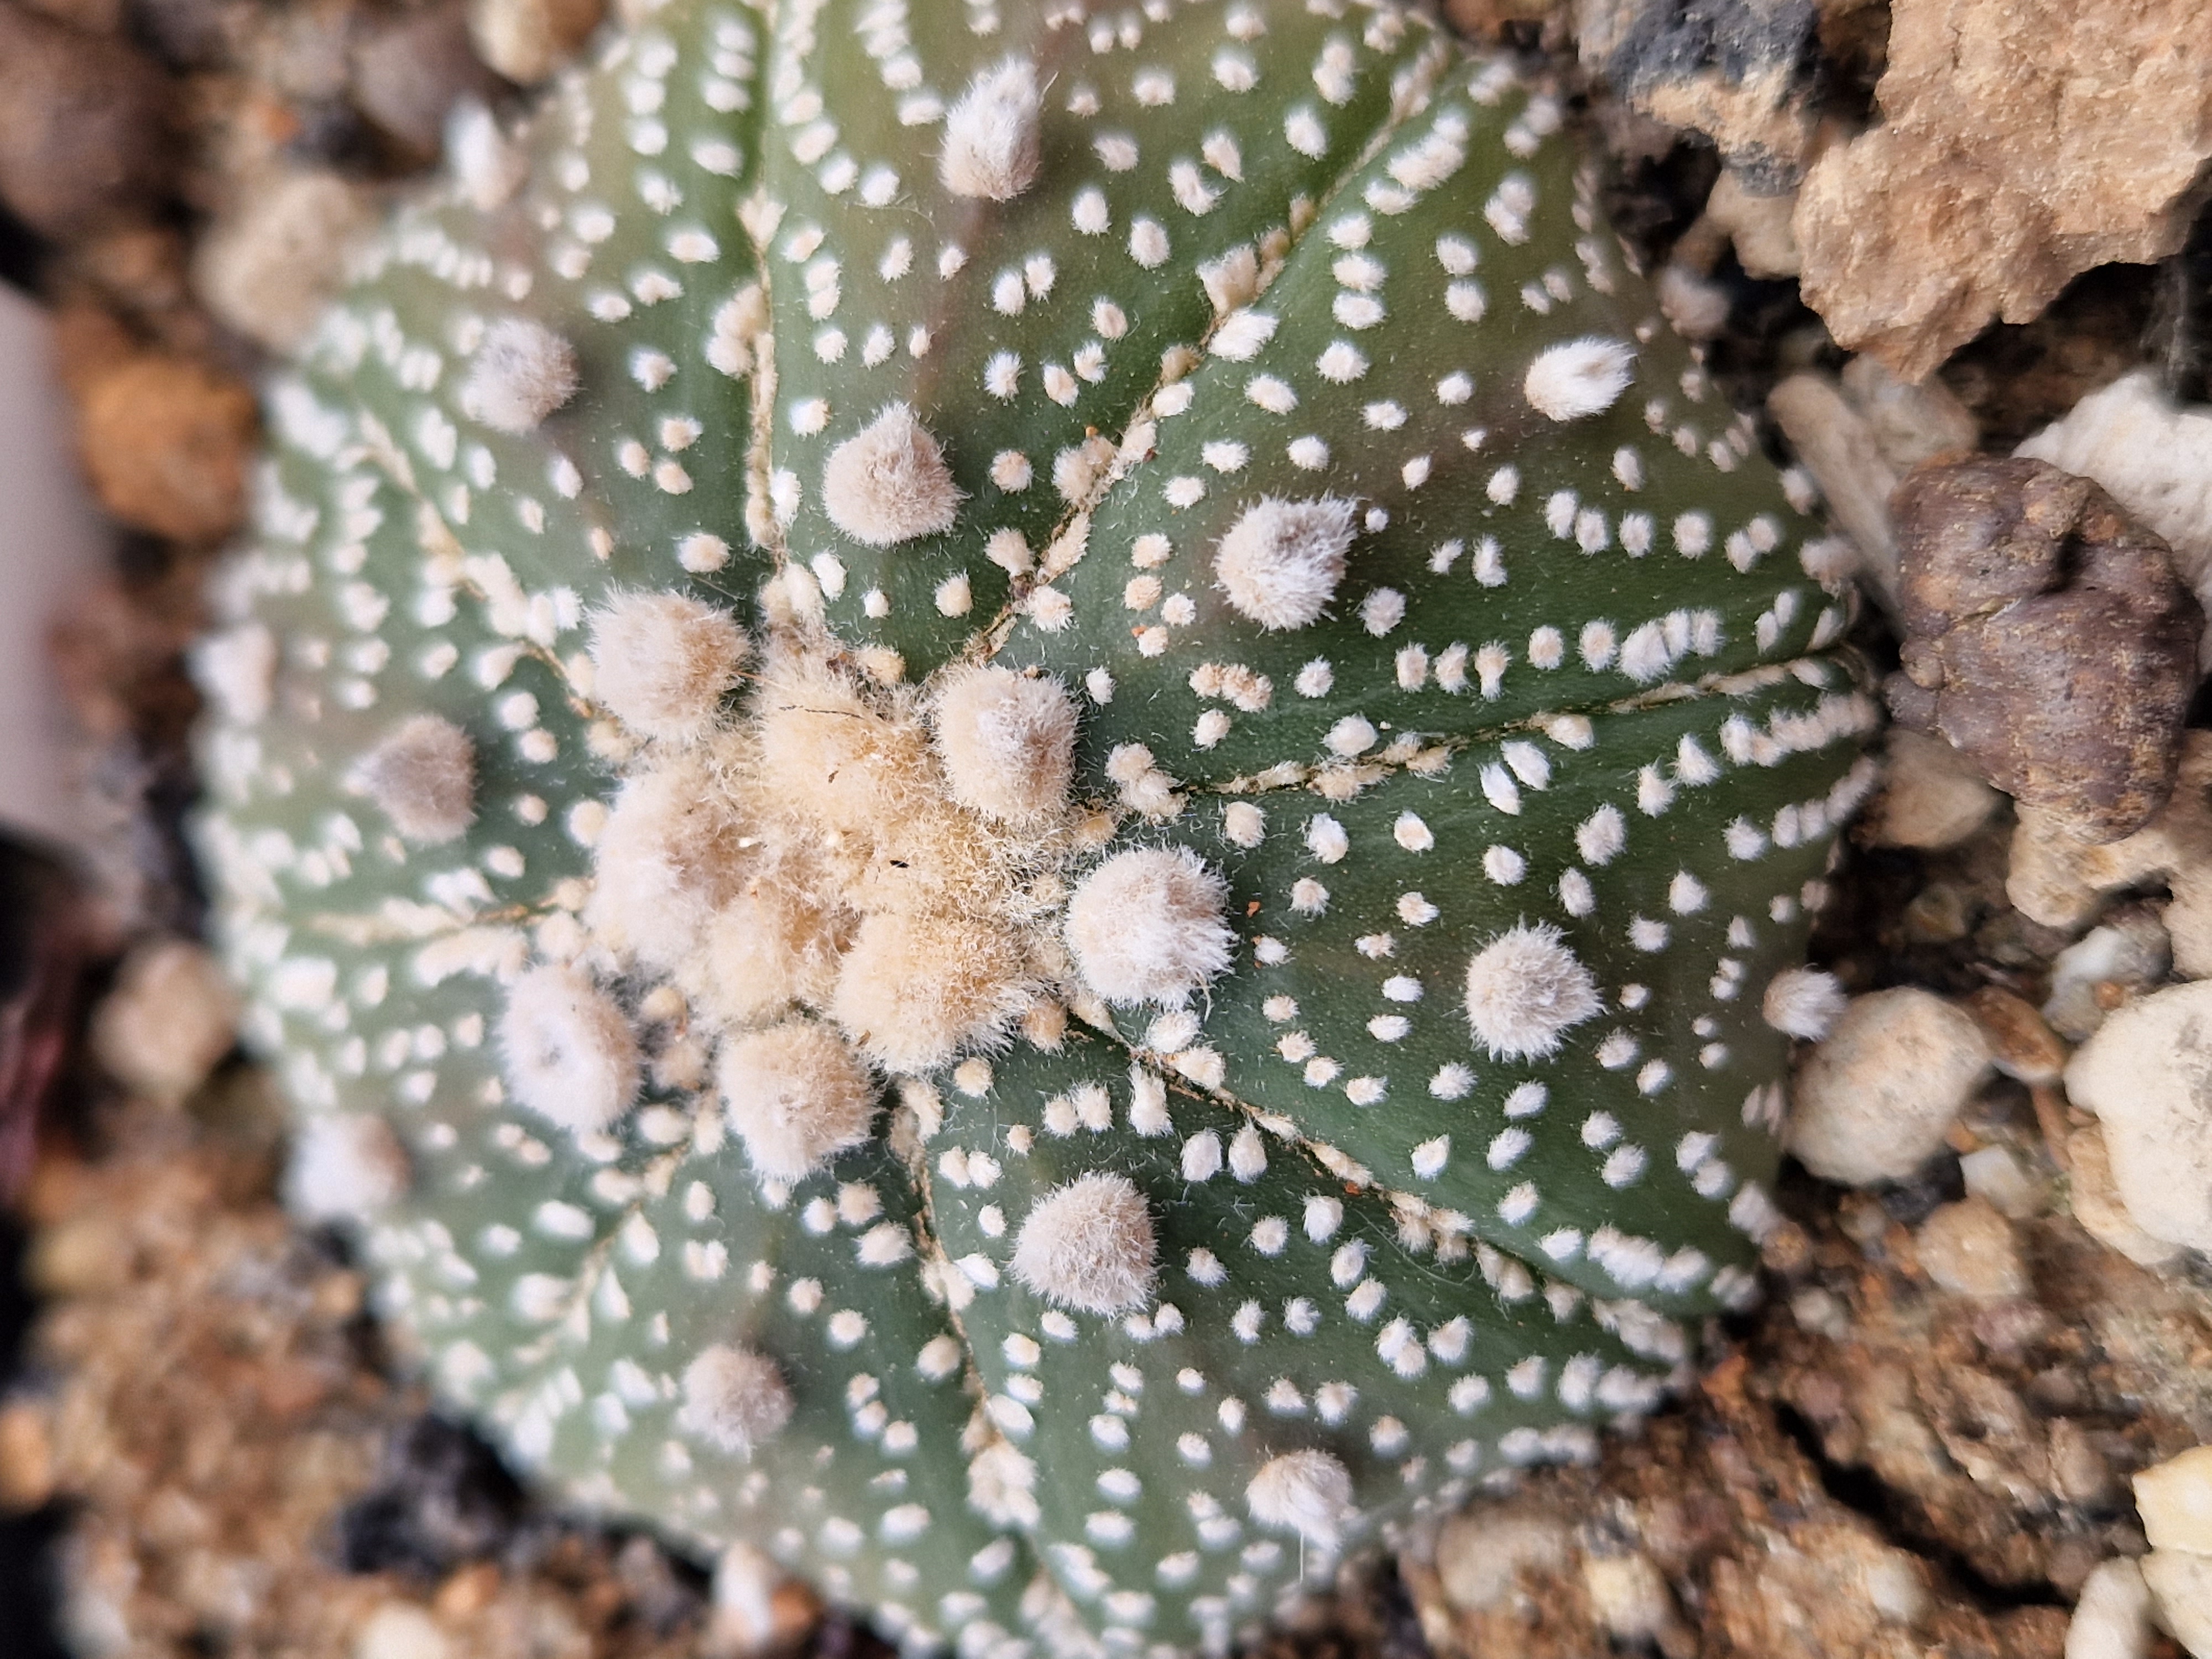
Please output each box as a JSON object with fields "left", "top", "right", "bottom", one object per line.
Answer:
{"left": 7, "top": 0, "right": 2212, "bottom": 1653}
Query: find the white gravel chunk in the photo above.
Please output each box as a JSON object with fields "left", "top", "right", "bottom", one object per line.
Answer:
{"left": 1788, "top": 988, "right": 1994, "bottom": 1185}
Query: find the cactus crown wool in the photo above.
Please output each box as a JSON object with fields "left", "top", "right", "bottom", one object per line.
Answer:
{"left": 191, "top": 0, "right": 1875, "bottom": 1653}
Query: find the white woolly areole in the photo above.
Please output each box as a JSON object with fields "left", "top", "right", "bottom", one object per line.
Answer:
{"left": 821, "top": 403, "right": 963, "bottom": 546}
{"left": 1246, "top": 1449, "right": 1355, "bottom": 1547}
{"left": 1524, "top": 337, "right": 1637, "bottom": 422}
{"left": 1065, "top": 846, "right": 1233, "bottom": 1006}
{"left": 829, "top": 910, "right": 1029, "bottom": 1072}
{"left": 463, "top": 317, "right": 580, "bottom": 434}
{"left": 285, "top": 1114, "right": 409, "bottom": 1223}
{"left": 967, "top": 1441, "right": 1042, "bottom": 1527}
{"left": 679, "top": 1344, "right": 795, "bottom": 1454}
{"left": 497, "top": 963, "right": 641, "bottom": 1136}
{"left": 191, "top": 622, "right": 277, "bottom": 725}
{"left": 931, "top": 665, "right": 1077, "bottom": 823}
{"left": 939, "top": 57, "right": 1043, "bottom": 202}
{"left": 1463, "top": 922, "right": 1602, "bottom": 1060}
{"left": 1010, "top": 1171, "right": 1157, "bottom": 1314}
{"left": 1213, "top": 495, "right": 1359, "bottom": 630}
{"left": 588, "top": 592, "right": 748, "bottom": 742}
{"left": 1762, "top": 966, "right": 1848, "bottom": 1041}
{"left": 584, "top": 756, "right": 750, "bottom": 972}
{"left": 350, "top": 713, "right": 476, "bottom": 844}
{"left": 717, "top": 1020, "right": 878, "bottom": 1181}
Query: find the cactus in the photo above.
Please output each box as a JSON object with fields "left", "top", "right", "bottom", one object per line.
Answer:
{"left": 191, "top": 0, "right": 1877, "bottom": 1653}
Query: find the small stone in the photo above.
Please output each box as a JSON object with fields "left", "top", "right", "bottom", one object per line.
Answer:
{"left": 2067, "top": 981, "right": 2212, "bottom": 1254}
{"left": 352, "top": 7, "right": 499, "bottom": 159}
{"left": 194, "top": 170, "right": 378, "bottom": 354}
{"left": 1574, "top": 0, "right": 1818, "bottom": 179}
{"left": 2049, "top": 1419, "right": 2119, "bottom": 1509}
{"left": 1703, "top": 168, "right": 1800, "bottom": 278}
{"left": 2011, "top": 733, "right": 2212, "bottom": 977}
{"left": 2141, "top": 1551, "right": 2212, "bottom": 1659}
{"left": 1767, "top": 372, "right": 1898, "bottom": 603}
{"left": 1434, "top": 1504, "right": 1570, "bottom": 1611}
{"left": 2066, "top": 1126, "right": 2185, "bottom": 1269}
{"left": 468, "top": 0, "right": 603, "bottom": 82}
{"left": 72, "top": 353, "right": 258, "bottom": 542}
{"left": 1839, "top": 355, "right": 1979, "bottom": 474}
{"left": 1962, "top": 986, "right": 2068, "bottom": 1085}
{"left": 1915, "top": 1196, "right": 2030, "bottom": 1300}
{"left": 90, "top": 937, "right": 239, "bottom": 1103}
{"left": 2065, "top": 1557, "right": 2154, "bottom": 1659}
{"left": 355, "top": 1603, "right": 452, "bottom": 1659}
{"left": 1581, "top": 1551, "right": 1678, "bottom": 1644}
{"left": 2045, "top": 917, "right": 2173, "bottom": 1041}
{"left": 1959, "top": 1145, "right": 2044, "bottom": 1220}
{"left": 0, "top": 1402, "right": 54, "bottom": 1511}
{"left": 1887, "top": 458, "right": 2200, "bottom": 843}
{"left": 0, "top": 4, "right": 175, "bottom": 237}
{"left": 2136, "top": 1447, "right": 2212, "bottom": 1554}
{"left": 1865, "top": 729, "right": 2002, "bottom": 850}
{"left": 2017, "top": 374, "right": 2212, "bottom": 654}
{"left": 1790, "top": 988, "right": 1995, "bottom": 1186}
{"left": 1795, "top": 0, "right": 2212, "bottom": 380}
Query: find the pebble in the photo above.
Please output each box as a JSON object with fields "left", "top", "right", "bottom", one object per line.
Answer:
{"left": 2065, "top": 1557, "right": 2154, "bottom": 1659}
{"left": 2066, "top": 1126, "right": 2185, "bottom": 1269}
{"left": 0, "top": 4, "right": 175, "bottom": 236}
{"left": 1841, "top": 354, "right": 1980, "bottom": 472}
{"left": 193, "top": 169, "right": 377, "bottom": 353}
{"left": 468, "top": 0, "right": 604, "bottom": 84}
{"left": 1915, "top": 1197, "right": 2031, "bottom": 1299}
{"left": 1959, "top": 1145, "right": 2045, "bottom": 1220}
{"left": 703, "top": 1541, "right": 816, "bottom": 1657}
{"left": 90, "top": 937, "right": 239, "bottom": 1103}
{"left": 1434, "top": 1506, "right": 1571, "bottom": 1612}
{"left": 2142, "top": 1551, "right": 2212, "bottom": 1659}
{"left": 2011, "top": 732, "right": 2212, "bottom": 981}
{"left": 355, "top": 1603, "right": 451, "bottom": 1659}
{"left": 0, "top": 1403, "right": 54, "bottom": 1511}
{"left": 1768, "top": 371, "right": 1901, "bottom": 606}
{"left": 1702, "top": 168, "right": 1801, "bottom": 278}
{"left": 1790, "top": 988, "right": 1995, "bottom": 1186}
{"left": 1580, "top": 1551, "right": 1678, "bottom": 1644}
{"left": 1963, "top": 986, "right": 2069, "bottom": 1085}
{"left": 1886, "top": 458, "right": 2201, "bottom": 844}
{"left": 352, "top": 7, "right": 497, "bottom": 160}
{"left": 2136, "top": 1447, "right": 2212, "bottom": 1554}
{"left": 1865, "top": 729, "right": 2004, "bottom": 851}
{"left": 2045, "top": 916, "right": 2173, "bottom": 1041}
{"left": 72, "top": 353, "right": 258, "bottom": 542}
{"left": 2066, "top": 980, "right": 2212, "bottom": 1253}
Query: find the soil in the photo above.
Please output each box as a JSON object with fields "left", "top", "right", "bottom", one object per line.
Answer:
{"left": 4, "top": 0, "right": 2212, "bottom": 1655}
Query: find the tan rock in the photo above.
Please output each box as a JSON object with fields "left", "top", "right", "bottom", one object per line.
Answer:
{"left": 1704, "top": 168, "right": 1800, "bottom": 278}
{"left": 1961, "top": 987, "right": 2068, "bottom": 1085}
{"left": 1790, "top": 988, "right": 1994, "bottom": 1186}
{"left": 1768, "top": 372, "right": 1900, "bottom": 603}
{"left": 72, "top": 353, "right": 257, "bottom": 543}
{"left": 469, "top": 0, "right": 603, "bottom": 84}
{"left": 2011, "top": 733, "right": 2212, "bottom": 973}
{"left": 2065, "top": 1557, "right": 2154, "bottom": 1659}
{"left": 1435, "top": 1504, "right": 1571, "bottom": 1612}
{"left": 2142, "top": 1550, "right": 2212, "bottom": 1658}
{"left": 91, "top": 937, "right": 240, "bottom": 1104}
{"left": 1795, "top": 0, "right": 2212, "bottom": 381}
{"left": 1916, "top": 1197, "right": 2031, "bottom": 1300}
{"left": 2068, "top": 982, "right": 2212, "bottom": 1254}
{"left": 1865, "top": 730, "right": 2002, "bottom": 851}
{"left": 194, "top": 169, "right": 377, "bottom": 354}
{"left": 2066, "top": 1126, "right": 2185, "bottom": 1269}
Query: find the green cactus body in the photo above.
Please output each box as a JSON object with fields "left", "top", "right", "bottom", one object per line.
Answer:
{"left": 191, "top": 0, "right": 1874, "bottom": 1652}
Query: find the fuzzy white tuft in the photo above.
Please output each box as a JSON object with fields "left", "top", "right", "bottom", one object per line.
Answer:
{"left": 463, "top": 317, "right": 580, "bottom": 433}
{"left": 1064, "top": 846, "right": 1233, "bottom": 1006}
{"left": 829, "top": 910, "right": 1029, "bottom": 1073}
{"left": 1246, "top": 1449, "right": 1354, "bottom": 1547}
{"left": 717, "top": 1020, "right": 878, "bottom": 1181}
{"left": 939, "top": 58, "right": 1043, "bottom": 202}
{"left": 1213, "top": 496, "right": 1360, "bottom": 630}
{"left": 1523, "top": 337, "right": 1637, "bottom": 422}
{"left": 350, "top": 713, "right": 476, "bottom": 843}
{"left": 821, "top": 403, "right": 964, "bottom": 547}
{"left": 588, "top": 592, "right": 749, "bottom": 742}
{"left": 585, "top": 755, "right": 751, "bottom": 971}
{"left": 679, "top": 1344, "right": 795, "bottom": 1454}
{"left": 1010, "top": 1171, "right": 1156, "bottom": 1314}
{"left": 191, "top": 622, "right": 278, "bottom": 726}
{"left": 285, "top": 1113, "right": 410, "bottom": 1222}
{"left": 967, "top": 1441, "right": 1041, "bottom": 1527}
{"left": 1761, "top": 966, "right": 1848, "bottom": 1040}
{"left": 931, "top": 665, "right": 1078, "bottom": 823}
{"left": 1463, "top": 922, "right": 1602, "bottom": 1060}
{"left": 497, "top": 963, "right": 641, "bottom": 1135}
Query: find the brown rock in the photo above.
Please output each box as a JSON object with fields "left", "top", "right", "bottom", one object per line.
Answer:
{"left": 72, "top": 354, "right": 257, "bottom": 543}
{"left": 0, "top": 2, "right": 175, "bottom": 237}
{"left": 468, "top": 0, "right": 604, "bottom": 84}
{"left": 1887, "top": 457, "right": 2200, "bottom": 844}
{"left": 1795, "top": 0, "right": 2212, "bottom": 381}
{"left": 352, "top": 6, "right": 500, "bottom": 159}
{"left": 1962, "top": 987, "right": 2068, "bottom": 1086}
